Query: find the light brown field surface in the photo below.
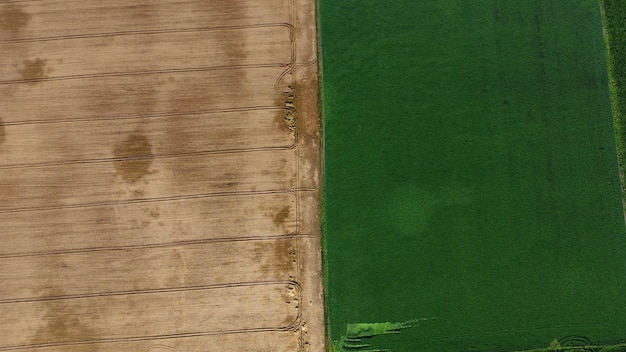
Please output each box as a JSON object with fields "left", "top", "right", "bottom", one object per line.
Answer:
{"left": 0, "top": 192, "right": 297, "bottom": 255}
{"left": 0, "top": 109, "right": 293, "bottom": 166}
{"left": 0, "top": 0, "right": 323, "bottom": 351}
{"left": 1, "top": 67, "right": 286, "bottom": 122}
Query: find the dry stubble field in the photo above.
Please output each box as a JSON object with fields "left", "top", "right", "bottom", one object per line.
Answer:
{"left": 0, "top": 0, "right": 323, "bottom": 351}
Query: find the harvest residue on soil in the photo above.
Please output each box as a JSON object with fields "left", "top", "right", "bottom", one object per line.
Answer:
{"left": 19, "top": 58, "right": 48, "bottom": 82}
{"left": 0, "top": 4, "right": 30, "bottom": 32}
{"left": 274, "top": 92, "right": 298, "bottom": 137}
{"left": 255, "top": 239, "right": 297, "bottom": 277}
{"left": 113, "top": 133, "right": 153, "bottom": 183}
{"left": 284, "top": 92, "right": 297, "bottom": 132}
{"left": 273, "top": 205, "right": 292, "bottom": 227}
{"left": 31, "top": 287, "right": 100, "bottom": 348}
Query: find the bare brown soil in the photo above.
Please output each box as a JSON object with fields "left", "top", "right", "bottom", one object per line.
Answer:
{"left": 0, "top": 0, "right": 322, "bottom": 351}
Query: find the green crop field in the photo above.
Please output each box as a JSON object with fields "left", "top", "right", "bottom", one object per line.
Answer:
{"left": 320, "top": 1, "right": 626, "bottom": 352}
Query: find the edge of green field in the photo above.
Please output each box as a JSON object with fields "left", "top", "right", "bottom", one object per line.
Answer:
{"left": 601, "top": 0, "right": 626, "bottom": 199}
{"left": 314, "top": 0, "right": 333, "bottom": 348}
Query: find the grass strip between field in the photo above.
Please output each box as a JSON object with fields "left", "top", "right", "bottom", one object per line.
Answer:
{"left": 601, "top": 0, "right": 626, "bottom": 198}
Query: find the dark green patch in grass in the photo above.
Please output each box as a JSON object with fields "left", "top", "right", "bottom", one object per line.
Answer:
{"left": 320, "top": 1, "right": 626, "bottom": 352}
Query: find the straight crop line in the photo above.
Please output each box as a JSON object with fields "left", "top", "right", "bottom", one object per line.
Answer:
{"left": 0, "top": 188, "right": 298, "bottom": 214}
{"left": 0, "top": 234, "right": 314, "bottom": 259}
{"left": 0, "top": 23, "right": 294, "bottom": 44}
{"left": 0, "top": 280, "right": 300, "bottom": 305}
{"left": 0, "top": 327, "right": 297, "bottom": 351}
{"left": 0, "top": 63, "right": 288, "bottom": 85}
{"left": 0, "top": 143, "right": 296, "bottom": 170}
{"left": 1, "top": 106, "right": 285, "bottom": 126}
{"left": 0, "top": 0, "right": 39, "bottom": 3}
{"left": 0, "top": 280, "right": 300, "bottom": 304}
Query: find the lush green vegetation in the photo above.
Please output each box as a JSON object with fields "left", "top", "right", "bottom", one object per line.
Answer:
{"left": 331, "top": 319, "right": 435, "bottom": 352}
{"left": 601, "top": 0, "right": 626, "bottom": 189}
{"left": 331, "top": 320, "right": 414, "bottom": 352}
{"left": 320, "top": 1, "right": 626, "bottom": 352}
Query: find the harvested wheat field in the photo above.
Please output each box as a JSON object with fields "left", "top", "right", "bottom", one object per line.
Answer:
{"left": 0, "top": 0, "right": 323, "bottom": 351}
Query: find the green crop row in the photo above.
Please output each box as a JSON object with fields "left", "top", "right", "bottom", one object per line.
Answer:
{"left": 601, "top": 0, "right": 626, "bottom": 191}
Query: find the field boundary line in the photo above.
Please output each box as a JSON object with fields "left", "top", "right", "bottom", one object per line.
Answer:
{"left": 287, "top": 0, "right": 322, "bottom": 350}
